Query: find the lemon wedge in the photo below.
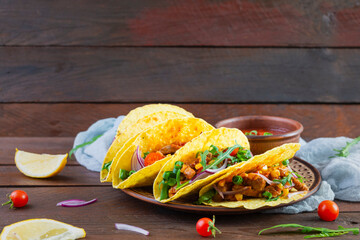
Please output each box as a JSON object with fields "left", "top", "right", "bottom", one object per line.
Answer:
{"left": 0, "top": 218, "right": 86, "bottom": 240}
{"left": 15, "top": 149, "right": 68, "bottom": 178}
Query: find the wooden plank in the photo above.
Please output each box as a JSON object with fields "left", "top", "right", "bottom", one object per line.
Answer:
{"left": 0, "top": 166, "right": 105, "bottom": 186}
{"left": 1, "top": 104, "right": 360, "bottom": 139}
{"left": 0, "top": 137, "right": 77, "bottom": 165}
{"left": 1, "top": 47, "right": 360, "bottom": 103}
{"left": 0, "top": 187, "right": 359, "bottom": 239}
{"left": 1, "top": 0, "right": 360, "bottom": 47}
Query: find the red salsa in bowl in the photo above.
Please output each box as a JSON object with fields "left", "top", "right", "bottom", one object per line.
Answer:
{"left": 215, "top": 116, "right": 303, "bottom": 155}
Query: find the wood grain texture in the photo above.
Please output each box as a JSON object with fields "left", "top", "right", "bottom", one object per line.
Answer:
{"left": 0, "top": 187, "right": 359, "bottom": 239}
{"left": 1, "top": 103, "right": 359, "bottom": 139}
{"left": 1, "top": 0, "right": 360, "bottom": 46}
{"left": 0, "top": 166, "right": 105, "bottom": 186}
{"left": 0, "top": 137, "right": 76, "bottom": 165}
{"left": 1, "top": 47, "right": 360, "bottom": 103}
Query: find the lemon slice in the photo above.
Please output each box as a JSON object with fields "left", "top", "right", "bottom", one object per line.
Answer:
{"left": 15, "top": 149, "right": 68, "bottom": 178}
{"left": 0, "top": 218, "right": 86, "bottom": 240}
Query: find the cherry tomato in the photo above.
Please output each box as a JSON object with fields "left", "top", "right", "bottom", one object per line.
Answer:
{"left": 196, "top": 216, "right": 221, "bottom": 237}
{"left": 317, "top": 200, "right": 339, "bottom": 221}
{"left": 144, "top": 152, "right": 165, "bottom": 166}
{"left": 196, "top": 217, "right": 213, "bottom": 237}
{"left": 2, "top": 190, "right": 28, "bottom": 209}
{"left": 230, "top": 148, "right": 239, "bottom": 156}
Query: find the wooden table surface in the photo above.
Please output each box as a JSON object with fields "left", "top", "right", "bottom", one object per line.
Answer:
{"left": 1, "top": 135, "right": 359, "bottom": 239}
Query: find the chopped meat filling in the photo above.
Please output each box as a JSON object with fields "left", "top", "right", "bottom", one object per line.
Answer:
{"left": 159, "top": 144, "right": 183, "bottom": 155}
{"left": 292, "top": 177, "right": 309, "bottom": 191}
{"left": 180, "top": 164, "right": 196, "bottom": 180}
{"left": 212, "top": 162, "right": 308, "bottom": 202}
{"left": 242, "top": 173, "right": 266, "bottom": 191}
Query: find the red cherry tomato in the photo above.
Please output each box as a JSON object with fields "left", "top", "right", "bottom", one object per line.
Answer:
{"left": 317, "top": 200, "right": 339, "bottom": 221}
{"left": 196, "top": 217, "right": 213, "bottom": 237}
{"left": 2, "top": 190, "right": 28, "bottom": 209}
{"left": 144, "top": 152, "right": 165, "bottom": 166}
{"left": 230, "top": 148, "right": 239, "bottom": 156}
{"left": 196, "top": 216, "right": 221, "bottom": 237}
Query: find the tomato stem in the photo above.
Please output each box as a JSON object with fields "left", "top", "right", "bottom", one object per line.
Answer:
{"left": 207, "top": 215, "right": 222, "bottom": 237}
{"left": 1, "top": 199, "right": 14, "bottom": 209}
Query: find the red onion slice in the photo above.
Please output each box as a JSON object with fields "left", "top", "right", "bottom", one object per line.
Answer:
{"left": 189, "top": 171, "right": 212, "bottom": 183}
{"left": 255, "top": 173, "right": 274, "bottom": 185}
{"left": 56, "top": 198, "right": 97, "bottom": 207}
{"left": 287, "top": 164, "right": 297, "bottom": 178}
{"left": 131, "top": 146, "right": 145, "bottom": 171}
{"left": 205, "top": 159, "right": 228, "bottom": 173}
{"left": 287, "top": 191, "right": 307, "bottom": 198}
{"left": 115, "top": 223, "right": 149, "bottom": 236}
{"left": 284, "top": 182, "right": 295, "bottom": 188}
{"left": 213, "top": 184, "right": 224, "bottom": 199}
{"left": 190, "top": 159, "right": 228, "bottom": 183}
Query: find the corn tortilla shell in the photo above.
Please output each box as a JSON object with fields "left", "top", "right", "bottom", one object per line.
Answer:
{"left": 112, "top": 117, "right": 214, "bottom": 188}
{"left": 153, "top": 128, "right": 250, "bottom": 203}
{"left": 199, "top": 143, "right": 304, "bottom": 209}
{"left": 100, "top": 105, "right": 193, "bottom": 182}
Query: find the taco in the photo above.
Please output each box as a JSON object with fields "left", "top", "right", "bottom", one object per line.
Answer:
{"left": 111, "top": 117, "right": 214, "bottom": 189}
{"left": 100, "top": 104, "right": 194, "bottom": 182}
{"left": 153, "top": 128, "right": 251, "bottom": 203}
{"left": 197, "top": 143, "right": 308, "bottom": 209}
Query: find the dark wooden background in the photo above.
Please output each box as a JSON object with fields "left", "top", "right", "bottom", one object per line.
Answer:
{"left": 1, "top": 0, "right": 360, "bottom": 139}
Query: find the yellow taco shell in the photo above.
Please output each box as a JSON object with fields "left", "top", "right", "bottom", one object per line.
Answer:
{"left": 100, "top": 104, "right": 193, "bottom": 182}
{"left": 112, "top": 117, "right": 214, "bottom": 188}
{"left": 153, "top": 127, "right": 250, "bottom": 203}
{"left": 199, "top": 143, "right": 305, "bottom": 209}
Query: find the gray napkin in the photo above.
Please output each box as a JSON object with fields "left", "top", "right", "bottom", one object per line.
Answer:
{"left": 267, "top": 136, "right": 360, "bottom": 214}
{"left": 73, "top": 116, "right": 124, "bottom": 171}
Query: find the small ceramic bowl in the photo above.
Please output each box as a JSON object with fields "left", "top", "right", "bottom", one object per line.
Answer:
{"left": 215, "top": 115, "right": 303, "bottom": 155}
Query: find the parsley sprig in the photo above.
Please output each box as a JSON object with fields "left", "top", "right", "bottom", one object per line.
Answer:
{"left": 197, "top": 143, "right": 252, "bottom": 171}
{"left": 273, "top": 174, "right": 292, "bottom": 186}
{"left": 259, "top": 224, "right": 359, "bottom": 238}
{"left": 262, "top": 191, "right": 280, "bottom": 202}
{"left": 69, "top": 134, "right": 103, "bottom": 158}
{"left": 331, "top": 136, "right": 360, "bottom": 158}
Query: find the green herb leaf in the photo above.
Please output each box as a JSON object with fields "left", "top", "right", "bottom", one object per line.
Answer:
{"left": 199, "top": 150, "right": 209, "bottom": 171}
{"left": 195, "top": 189, "right": 216, "bottom": 205}
{"left": 176, "top": 180, "right": 190, "bottom": 190}
{"left": 263, "top": 132, "right": 273, "bottom": 136}
{"left": 119, "top": 169, "right": 129, "bottom": 180}
{"left": 249, "top": 130, "right": 258, "bottom": 135}
{"left": 209, "top": 145, "right": 220, "bottom": 156}
{"left": 262, "top": 191, "right": 280, "bottom": 202}
{"left": 69, "top": 134, "right": 104, "bottom": 158}
{"left": 206, "top": 144, "right": 241, "bottom": 170}
{"left": 259, "top": 223, "right": 359, "bottom": 238}
{"left": 282, "top": 159, "right": 289, "bottom": 166}
{"left": 102, "top": 161, "right": 112, "bottom": 171}
{"left": 143, "top": 152, "right": 150, "bottom": 159}
{"left": 273, "top": 174, "right": 292, "bottom": 186}
{"left": 331, "top": 136, "right": 360, "bottom": 158}
{"left": 232, "top": 175, "right": 243, "bottom": 185}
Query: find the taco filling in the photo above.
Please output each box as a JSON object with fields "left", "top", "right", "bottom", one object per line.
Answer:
{"left": 159, "top": 143, "right": 252, "bottom": 200}
{"left": 197, "top": 159, "right": 308, "bottom": 204}
{"left": 119, "top": 143, "right": 186, "bottom": 181}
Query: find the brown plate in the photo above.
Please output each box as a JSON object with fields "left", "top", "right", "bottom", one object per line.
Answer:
{"left": 121, "top": 156, "right": 321, "bottom": 214}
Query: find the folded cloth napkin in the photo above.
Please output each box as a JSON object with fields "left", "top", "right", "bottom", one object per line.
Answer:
{"left": 296, "top": 137, "right": 360, "bottom": 202}
{"left": 268, "top": 136, "right": 360, "bottom": 214}
{"left": 73, "top": 116, "right": 124, "bottom": 172}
